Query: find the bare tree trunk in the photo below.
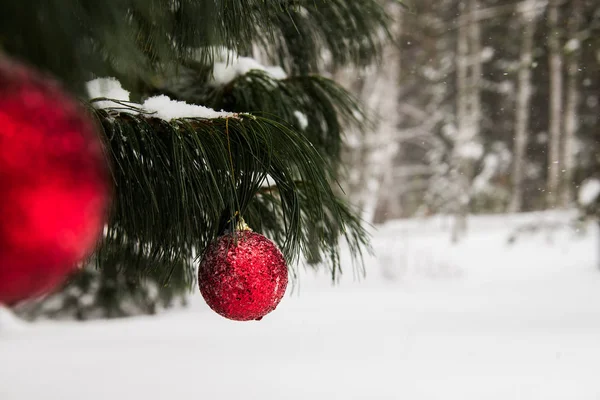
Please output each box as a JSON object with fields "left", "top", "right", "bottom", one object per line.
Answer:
{"left": 561, "top": 0, "right": 583, "bottom": 207}
{"left": 468, "top": 0, "right": 482, "bottom": 141}
{"left": 360, "top": 4, "right": 403, "bottom": 224}
{"left": 453, "top": 1, "right": 470, "bottom": 242}
{"left": 546, "top": 0, "right": 563, "bottom": 208}
{"left": 372, "top": 157, "right": 402, "bottom": 224}
{"left": 456, "top": 2, "right": 469, "bottom": 143}
{"left": 452, "top": 0, "right": 481, "bottom": 241}
{"left": 509, "top": 0, "right": 539, "bottom": 212}
{"left": 335, "top": 1, "right": 403, "bottom": 224}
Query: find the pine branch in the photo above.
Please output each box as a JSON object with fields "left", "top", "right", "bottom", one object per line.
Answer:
{"left": 92, "top": 109, "right": 369, "bottom": 284}
{"left": 161, "top": 70, "right": 370, "bottom": 166}
{"left": 0, "top": 0, "right": 392, "bottom": 94}
{"left": 252, "top": 0, "right": 392, "bottom": 74}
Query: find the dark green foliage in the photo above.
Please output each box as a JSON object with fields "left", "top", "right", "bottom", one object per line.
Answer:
{"left": 0, "top": 0, "right": 390, "bottom": 96}
{"left": 3, "top": 0, "right": 390, "bottom": 318}
{"left": 93, "top": 108, "right": 368, "bottom": 283}
{"left": 158, "top": 70, "right": 369, "bottom": 166}
{"left": 17, "top": 104, "right": 371, "bottom": 318}
{"left": 251, "top": 0, "right": 392, "bottom": 75}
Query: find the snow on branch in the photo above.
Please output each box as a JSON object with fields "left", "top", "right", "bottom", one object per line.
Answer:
{"left": 86, "top": 77, "right": 238, "bottom": 121}
{"left": 86, "top": 77, "right": 130, "bottom": 109}
{"left": 209, "top": 48, "right": 287, "bottom": 86}
{"left": 141, "top": 96, "right": 236, "bottom": 120}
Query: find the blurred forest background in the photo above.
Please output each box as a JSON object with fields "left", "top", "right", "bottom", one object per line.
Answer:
{"left": 338, "top": 0, "right": 599, "bottom": 234}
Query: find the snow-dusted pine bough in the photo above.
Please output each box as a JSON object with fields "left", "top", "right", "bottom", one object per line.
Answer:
{"left": 6, "top": 0, "right": 393, "bottom": 319}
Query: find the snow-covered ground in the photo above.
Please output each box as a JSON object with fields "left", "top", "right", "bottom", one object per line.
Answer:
{"left": 1, "top": 212, "right": 600, "bottom": 400}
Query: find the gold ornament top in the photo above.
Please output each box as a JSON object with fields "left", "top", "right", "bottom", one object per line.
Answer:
{"left": 236, "top": 216, "right": 252, "bottom": 232}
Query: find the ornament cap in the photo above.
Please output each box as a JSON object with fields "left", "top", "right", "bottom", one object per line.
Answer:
{"left": 220, "top": 210, "right": 252, "bottom": 234}
{"left": 235, "top": 215, "right": 252, "bottom": 232}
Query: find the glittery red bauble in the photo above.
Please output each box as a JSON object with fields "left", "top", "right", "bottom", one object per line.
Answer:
{"left": 198, "top": 230, "right": 288, "bottom": 321}
{"left": 0, "top": 57, "right": 111, "bottom": 305}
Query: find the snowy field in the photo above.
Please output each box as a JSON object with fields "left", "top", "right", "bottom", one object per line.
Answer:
{"left": 1, "top": 212, "right": 600, "bottom": 400}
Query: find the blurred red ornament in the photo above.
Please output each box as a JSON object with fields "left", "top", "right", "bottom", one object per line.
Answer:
{"left": 0, "top": 57, "right": 111, "bottom": 305}
{"left": 198, "top": 230, "right": 288, "bottom": 321}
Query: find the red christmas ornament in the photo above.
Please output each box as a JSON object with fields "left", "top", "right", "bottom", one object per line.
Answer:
{"left": 0, "top": 57, "right": 111, "bottom": 305}
{"left": 198, "top": 229, "right": 288, "bottom": 321}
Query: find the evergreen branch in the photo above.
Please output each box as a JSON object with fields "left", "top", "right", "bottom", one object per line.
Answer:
{"left": 92, "top": 110, "right": 369, "bottom": 285}
{"left": 253, "top": 0, "right": 392, "bottom": 74}
{"left": 160, "top": 70, "right": 371, "bottom": 166}
{"left": 0, "top": 0, "right": 392, "bottom": 94}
